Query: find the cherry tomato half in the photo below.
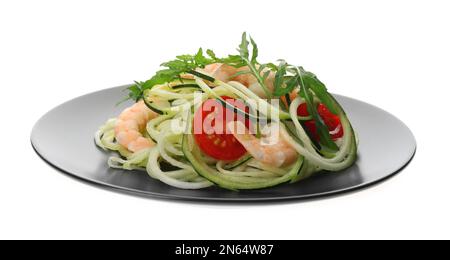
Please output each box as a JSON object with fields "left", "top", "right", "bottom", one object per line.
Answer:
{"left": 193, "top": 96, "right": 250, "bottom": 161}
{"left": 297, "top": 103, "right": 343, "bottom": 141}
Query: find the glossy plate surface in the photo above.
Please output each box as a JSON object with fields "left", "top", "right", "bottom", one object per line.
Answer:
{"left": 31, "top": 86, "right": 416, "bottom": 202}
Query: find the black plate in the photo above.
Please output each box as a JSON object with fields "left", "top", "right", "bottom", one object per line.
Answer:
{"left": 31, "top": 86, "right": 416, "bottom": 202}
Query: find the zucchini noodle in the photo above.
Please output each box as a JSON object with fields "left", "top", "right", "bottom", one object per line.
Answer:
{"left": 289, "top": 97, "right": 352, "bottom": 163}
{"left": 95, "top": 72, "right": 357, "bottom": 190}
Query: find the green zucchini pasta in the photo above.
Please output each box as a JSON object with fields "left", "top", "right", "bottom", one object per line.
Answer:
{"left": 94, "top": 33, "right": 358, "bottom": 190}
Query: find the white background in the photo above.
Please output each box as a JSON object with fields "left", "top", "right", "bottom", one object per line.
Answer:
{"left": 1, "top": 0, "right": 449, "bottom": 240}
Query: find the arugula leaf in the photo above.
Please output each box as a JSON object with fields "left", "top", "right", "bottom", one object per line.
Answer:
{"left": 250, "top": 36, "right": 258, "bottom": 64}
{"left": 194, "top": 48, "right": 210, "bottom": 66}
{"left": 207, "top": 49, "right": 245, "bottom": 68}
{"left": 236, "top": 32, "right": 272, "bottom": 98}
{"left": 223, "top": 55, "right": 246, "bottom": 67}
{"left": 126, "top": 48, "right": 217, "bottom": 101}
{"left": 206, "top": 49, "right": 218, "bottom": 60}
{"left": 125, "top": 81, "right": 145, "bottom": 102}
{"left": 161, "top": 60, "right": 186, "bottom": 70}
{"left": 296, "top": 67, "right": 339, "bottom": 151}
{"left": 257, "top": 64, "right": 265, "bottom": 74}
{"left": 230, "top": 70, "right": 251, "bottom": 79}
{"left": 239, "top": 32, "right": 250, "bottom": 59}
{"left": 176, "top": 54, "right": 194, "bottom": 62}
{"left": 273, "top": 60, "right": 288, "bottom": 96}
{"left": 301, "top": 72, "right": 338, "bottom": 115}
{"left": 265, "top": 62, "right": 278, "bottom": 71}
{"left": 262, "top": 70, "right": 271, "bottom": 82}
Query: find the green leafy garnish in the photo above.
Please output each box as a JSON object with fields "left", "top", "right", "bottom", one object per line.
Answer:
{"left": 273, "top": 60, "right": 290, "bottom": 96}
{"left": 126, "top": 48, "right": 216, "bottom": 101}
{"left": 126, "top": 32, "right": 341, "bottom": 152}
{"left": 235, "top": 32, "right": 272, "bottom": 98}
{"left": 300, "top": 72, "right": 337, "bottom": 114}
{"left": 296, "top": 67, "right": 339, "bottom": 151}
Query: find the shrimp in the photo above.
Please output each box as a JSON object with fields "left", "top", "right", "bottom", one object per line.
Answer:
{"left": 114, "top": 100, "right": 158, "bottom": 152}
{"left": 227, "top": 121, "right": 298, "bottom": 167}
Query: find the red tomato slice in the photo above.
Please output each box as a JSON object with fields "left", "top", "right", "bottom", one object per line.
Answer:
{"left": 193, "top": 96, "right": 250, "bottom": 161}
{"left": 297, "top": 103, "right": 343, "bottom": 141}
{"left": 303, "top": 120, "right": 319, "bottom": 141}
